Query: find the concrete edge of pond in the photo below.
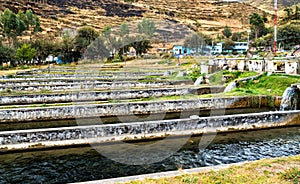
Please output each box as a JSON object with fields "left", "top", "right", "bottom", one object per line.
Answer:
{"left": 0, "top": 110, "right": 299, "bottom": 152}
{"left": 0, "top": 96, "right": 278, "bottom": 122}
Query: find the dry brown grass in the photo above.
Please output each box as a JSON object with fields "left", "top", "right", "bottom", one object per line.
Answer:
{"left": 121, "top": 155, "right": 300, "bottom": 184}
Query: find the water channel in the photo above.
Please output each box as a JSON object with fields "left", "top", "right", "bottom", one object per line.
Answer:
{"left": 0, "top": 126, "right": 300, "bottom": 183}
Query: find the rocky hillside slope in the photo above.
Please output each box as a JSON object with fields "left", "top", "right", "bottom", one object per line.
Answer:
{"left": 0, "top": 0, "right": 296, "bottom": 40}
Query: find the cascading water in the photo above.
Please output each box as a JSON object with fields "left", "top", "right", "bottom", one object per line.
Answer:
{"left": 280, "top": 85, "right": 300, "bottom": 111}
{"left": 224, "top": 81, "right": 238, "bottom": 93}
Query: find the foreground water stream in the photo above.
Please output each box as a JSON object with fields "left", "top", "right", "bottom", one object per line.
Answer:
{"left": 0, "top": 126, "right": 299, "bottom": 183}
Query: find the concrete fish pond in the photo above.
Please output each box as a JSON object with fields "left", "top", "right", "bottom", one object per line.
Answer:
{"left": 0, "top": 110, "right": 299, "bottom": 151}
{"left": 0, "top": 61, "right": 299, "bottom": 184}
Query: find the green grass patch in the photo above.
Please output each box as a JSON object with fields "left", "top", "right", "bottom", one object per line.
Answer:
{"left": 233, "top": 74, "right": 300, "bottom": 96}
{"left": 209, "top": 70, "right": 259, "bottom": 86}
{"left": 121, "top": 155, "right": 300, "bottom": 184}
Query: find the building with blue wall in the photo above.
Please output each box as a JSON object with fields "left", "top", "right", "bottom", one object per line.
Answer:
{"left": 211, "top": 42, "right": 249, "bottom": 54}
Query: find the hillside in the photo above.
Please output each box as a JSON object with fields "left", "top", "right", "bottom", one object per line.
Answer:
{"left": 0, "top": 0, "right": 296, "bottom": 41}
{"left": 245, "top": 0, "right": 299, "bottom": 12}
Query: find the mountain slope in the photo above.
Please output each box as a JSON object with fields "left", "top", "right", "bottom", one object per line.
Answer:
{"left": 0, "top": 0, "right": 295, "bottom": 40}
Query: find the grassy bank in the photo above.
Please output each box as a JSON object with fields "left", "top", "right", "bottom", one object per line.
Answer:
{"left": 121, "top": 155, "right": 300, "bottom": 184}
{"left": 230, "top": 73, "right": 300, "bottom": 96}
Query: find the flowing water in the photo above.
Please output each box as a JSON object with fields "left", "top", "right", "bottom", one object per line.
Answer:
{"left": 1, "top": 126, "right": 300, "bottom": 183}
{"left": 280, "top": 86, "right": 300, "bottom": 111}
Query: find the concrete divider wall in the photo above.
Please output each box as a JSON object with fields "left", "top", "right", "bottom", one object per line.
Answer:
{"left": 0, "top": 111, "right": 299, "bottom": 148}
{"left": 0, "top": 87, "right": 224, "bottom": 105}
{"left": 0, "top": 76, "right": 157, "bottom": 82}
{"left": 0, "top": 80, "right": 193, "bottom": 92}
{"left": 14, "top": 72, "right": 165, "bottom": 78}
{"left": 0, "top": 96, "right": 273, "bottom": 122}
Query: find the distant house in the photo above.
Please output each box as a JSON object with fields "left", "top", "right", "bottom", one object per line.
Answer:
{"left": 211, "top": 43, "right": 223, "bottom": 54}
{"left": 211, "top": 42, "right": 249, "bottom": 54}
{"left": 172, "top": 45, "right": 191, "bottom": 55}
{"left": 171, "top": 45, "right": 212, "bottom": 56}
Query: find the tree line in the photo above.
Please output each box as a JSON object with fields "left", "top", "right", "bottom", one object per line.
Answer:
{"left": 0, "top": 7, "right": 157, "bottom": 67}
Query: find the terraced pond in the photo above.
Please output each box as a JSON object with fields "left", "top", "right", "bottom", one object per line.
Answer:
{"left": 0, "top": 60, "right": 299, "bottom": 183}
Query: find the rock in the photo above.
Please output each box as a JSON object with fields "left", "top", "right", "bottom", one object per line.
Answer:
{"left": 267, "top": 72, "right": 273, "bottom": 76}
{"left": 224, "top": 81, "right": 238, "bottom": 93}
{"left": 194, "top": 76, "right": 204, "bottom": 86}
{"left": 176, "top": 71, "right": 187, "bottom": 77}
{"left": 163, "top": 71, "right": 172, "bottom": 76}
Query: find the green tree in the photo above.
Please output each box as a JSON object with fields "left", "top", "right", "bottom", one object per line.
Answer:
{"left": 118, "top": 22, "right": 130, "bottom": 60}
{"left": 222, "top": 26, "right": 232, "bottom": 39}
{"left": 262, "top": 12, "right": 268, "bottom": 23}
{"left": 31, "top": 37, "right": 60, "bottom": 62}
{"left": 0, "top": 9, "right": 40, "bottom": 46}
{"left": 16, "top": 43, "right": 36, "bottom": 64}
{"left": 138, "top": 18, "right": 156, "bottom": 38}
{"left": 1, "top": 9, "right": 20, "bottom": 46}
{"left": 102, "top": 25, "right": 111, "bottom": 37}
{"left": 84, "top": 36, "right": 110, "bottom": 61}
{"left": 74, "top": 26, "right": 99, "bottom": 56}
{"left": 0, "top": 44, "right": 16, "bottom": 64}
{"left": 128, "top": 35, "right": 152, "bottom": 56}
{"left": 25, "top": 9, "right": 42, "bottom": 41}
{"left": 284, "top": 8, "right": 293, "bottom": 20}
{"left": 250, "top": 13, "right": 265, "bottom": 39}
{"left": 184, "top": 32, "right": 205, "bottom": 55}
{"left": 119, "top": 22, "right": 129, "bottom": 37}
{"left": 60, "top": 31, "right": 75, "bottom": 62}
{"left": 278, "top": 24, "right": 300, "bottom": 50}
{"left": 295, "top": 6, "right": 300, "bottom": 20}
{"left": 222, "top": 39, "right": 235, "bottom": 51}
{"left": 232, "top": 32, "right": 241, "bottom": 42}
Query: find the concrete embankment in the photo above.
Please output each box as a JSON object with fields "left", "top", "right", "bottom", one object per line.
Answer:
{"left": 0, "top": 110, "right": 299, "bottom": 151}
{"left": 0, "top": 80, "right": 193, "bottom": 92}
{"left": 0, "top": 96, "right": 276, "bottom": 122}
{"left": 0, "top": 86, "right": 224, "bottom": 105}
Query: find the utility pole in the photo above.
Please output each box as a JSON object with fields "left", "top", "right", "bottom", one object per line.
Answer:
{"left": 274, "top": 0, "right": 277, "bottom": 55}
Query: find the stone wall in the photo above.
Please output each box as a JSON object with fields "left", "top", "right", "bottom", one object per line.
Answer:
{"left": 0, "top": 87, "right": 225, "bottom": 105}
{"left": 0, "top": 96, "right": 274, "bottom": 122}
{"left": 1, "top": 110, "right": 299, "bottom": 150}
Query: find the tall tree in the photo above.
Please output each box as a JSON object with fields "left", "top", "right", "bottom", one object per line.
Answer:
{"left": 249, "top": 13, "right": 265, "bottom": 40}
{"left": 31, "top": 37, "right": 60, "bottom": 62}
{"left": 119, "top": 22, "right": 129, "bottom": 37}
{"left": 232, "top": 32, "right": 241, "bottom": 42}
{"left": 138, "top": 18, "right": 156, "bottom": 38}
{"left": 222, "top": 26, "right": 232, "bottom": 39}
{"left": 128, "top": 35, "right": 152, "bottom": 56}
{"left": 184, "top": 32, "right": 205, "bottom": 55}
{"left": 60, "top": 31, "right": 75, "bottom": 62}
{"left": 1, "top": 9, "right": 21, "bottom": 46}
{"left": 84, "top": 36, "right": 110, "bottom": 61}
{"left": 278, "top": 24, "right": 300, "bottom": 50}
{"left": 25, "top": 9, "right": 42, "bottom": 41}
{"left": 0, "top": 9, "right": 40, "bottom": 46}
{"left": 222, "top": 39, "right": 235, "bottom": 51}
{"left": 102, "top": 25, "right": 111, "bottom": 37}
{"left": 74, "top": 26, "right": 99, "bottom": 56}
{"left": 0, "top": 44, "right": 16, "bottom": 64}
{"left": 16, "top": 43, "right": 36, "bottom": 65}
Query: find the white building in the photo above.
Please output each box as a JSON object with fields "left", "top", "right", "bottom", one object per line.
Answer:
{"left": 211, "top": 42, "right": 249, "bottom": 54}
